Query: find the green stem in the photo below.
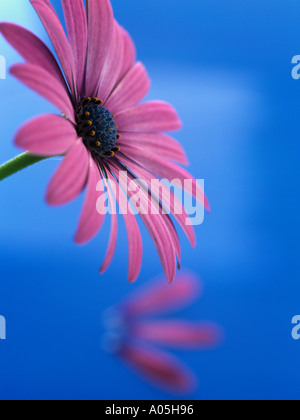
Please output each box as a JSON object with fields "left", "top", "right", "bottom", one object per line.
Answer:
{"left": 0, "top": 152, "right": 47, "bottom": 182}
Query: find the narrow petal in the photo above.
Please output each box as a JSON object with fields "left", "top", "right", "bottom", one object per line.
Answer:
{"left": 163, "top": 214, "right": 181, "bottom": 265}
{"left": 85, "top": 0, "right": 114, "bottom": 96}
{"left": 115, "top": 101, "right": 182, "bottom": 133}
{"left": 132, "top": 321, "right": 223, "bottom": 349}
{"left": 105, "top": 62, "right": 151, "bottom": 114}
{"left": 14, "top": 114, "right": 77, "bottom": 156}
{"left": 61, "top": 0, "right": 87, "bottom": 95}
{"left": 30, "top": 0, "right": 76, "bottom": 92}
{"left": 119, "top": 153, "right": 196, "bottom": 248}
{"left": 100, "top": 175, "right": 118, "bottom": 274}
{"left": 75, "top": 158, "right": 105, "bottom": 244}
{"left": 110, "top": 161, "right": 177, "bottom": 284}
{"left": 118, "top": 26, "right": 136, "bottom": 79}
{"left": 97, "top": 22, "right": 124, "bottom": 103}
{"left": 116, "top": 155, "right": 181, "bottom": 265}
{"left": 46, "top": 140, "right": 89, "bottom": 206}
{"left": 118, "top": 132, "right": 188, "bottom": 165}
{"left": 10, "top": 63, "right": 75, "bottom": 122}
{"left": 120, "top": 148, "right": 210, "bottom": 211}
{"left": 0, "top": 22, "right": 66, "bottom": 87}
{"left": 122, "top": 272, "right": 201, "bottom": 317}
{"left": 118, "top": 343, "right": 196, "bottom": 393}
{"left": 105, "top": 168, "right": 143, "bottom": 283}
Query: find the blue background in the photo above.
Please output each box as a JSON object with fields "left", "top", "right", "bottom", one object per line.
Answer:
{"left": 0, "top": 0, "right": 300, "bottom": 400}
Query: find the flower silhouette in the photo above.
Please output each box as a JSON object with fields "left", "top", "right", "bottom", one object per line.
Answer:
{"left": 103, "top": 272, "right": 222, "bottom": 393}
{"left": 0, "top": 0, "right": 208, "bottom": 282}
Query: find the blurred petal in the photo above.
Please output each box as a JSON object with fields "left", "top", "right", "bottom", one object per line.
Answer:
{"left": 61, "top": 0, "right": 87, "bottom": 94}
{"left": 46, "top": 140, "right": 89, "bottom": 206}
{"left": 30, "top": 0, "right": 76, "bottom": 92}
{"left": 116, "top": 101, "right": 182, "bottom": 133}
{"left": 85, "top": 0, "right": 114, "bottom": 96}
{"left": 14, "top": 114, "right": 76, "bottom": 156}
{"left": 10, "top": 63, "right": 75, "bottom": 122}
{"left": 132, "top": 321, "right": 223, "bottom": 349}
{"left": 122, "top": 272, "right": 201, "bottom": 317}
{"left": 118, "top": 132, "right": 188, "bottom": 165}
{"left": 105, "top": 168, "right": 143, "bottom": 283}
{"left": 0, "top": 22, "right": 66, "bottom": 86}
{"left": 106, "top": 62, "right": 151, "bottom": 115}
{"left": 75, "top": 158, "right": 106, "bottom": 244}
{"left": 119, "top": 343, "right": 196, "bottom": 393}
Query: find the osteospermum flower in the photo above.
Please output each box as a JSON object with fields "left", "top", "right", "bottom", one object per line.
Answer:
{"left": 103, "top": 272, "right": 222, "bottom": 393}
{"left": 0, "top": 0, "right": 208, "bottom": 283}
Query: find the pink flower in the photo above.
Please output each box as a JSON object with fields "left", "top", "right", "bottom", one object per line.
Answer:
{"left": 0, "top": 0, "right": 208, "bottom": 283}
{"left": 103, "top": 272, "right": 223, "bottom": 393}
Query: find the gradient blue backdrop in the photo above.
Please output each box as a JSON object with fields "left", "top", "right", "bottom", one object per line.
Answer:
{"left": 0, "top": 0, "right": 300, "bottom": 400}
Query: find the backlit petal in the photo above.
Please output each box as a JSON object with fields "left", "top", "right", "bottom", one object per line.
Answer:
{"left": 10, "top": 63, "right": 75, "bottom": 122}
{"left": 46, "top": 140, "right": 89, "bottom": 206}
{"left": 14, "top": 114, "right": 77, "bottom": 156}
{"left": 75, "top": 158, "right": 106, "bottom": 244}
{"left": 115, "top": 101, "right": 182, "bottom": 133}
{"left": 85, "top": 0, "right": 114, "bottom": 96}
{"left": 30, "top": 0, "right": 76, "bottom": 92}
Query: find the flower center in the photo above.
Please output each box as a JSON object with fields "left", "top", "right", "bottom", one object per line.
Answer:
{"left": 76, "top": 97, "right": 120, "bottom": 157}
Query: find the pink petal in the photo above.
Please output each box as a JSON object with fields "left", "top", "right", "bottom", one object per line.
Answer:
{"left": 163, "top": 214, "right": 181, "bottom": 265}
{"left": 99, "top": 175, "right": 118, "bottom": 274}
{"left": 105, "top": 62, "right": 151, "bottom": 114}
{"left": 119, "top": 153, "right": 196, "bottom": 248}
{"left": 30, "top": 0, "right": 76, "bottom": 92}
{"left": 118, "top": 132, "right": 188, "bottom": 165}
{"left": 10, "top": 63, "right": 75, "bottom": 122}
{"left": 46, "top": 140, "right": 89, "bottom": 206}
{"left": 61, "top": 0, "right": 87, "bottom": 95}
{"left": 97, "top": 22, "right": 124, "bottom": 103}
{"left": 122, "top": 272, "right": 201, "bottom": 317}
{"left": 132, "top": 321, "right": 223, "bottom": 349}
{"left": 85, "top": 0, "right": 114, "bottom": 96}
{"left": 116, "top": 155, "right": 181, "bottom": 266}
{"left": 120, "top": 148, "right": 210, "bottom": 212}
{"left": 118, "top": 26, "right": 136, "bottom": 80}
{"left": 0, "top": 22, "right": 66, "bottom": 87}
{"left": 14, "top": 114, "right": 77, "bottom": 156}
{"left": 115, "top": 101, "right": 182, "bottom": 133}
{"left": 119, "top": 343, "right": 196, "bottom": 393}
{"left": 74, "top": 158, "right": 106, "bottom": 244}
{"left": 105, "top": 168, "right": 143, "bottom": 283}
{"left": 110, "top": 161, "right": 177, "bottom": 284}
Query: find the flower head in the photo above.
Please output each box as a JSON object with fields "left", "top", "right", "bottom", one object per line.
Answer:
{"left": 0, "top": 0, "right": 209, "bottom": 283}
{"left": 103, "top": 272, "right": 223, "bottom": 393}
